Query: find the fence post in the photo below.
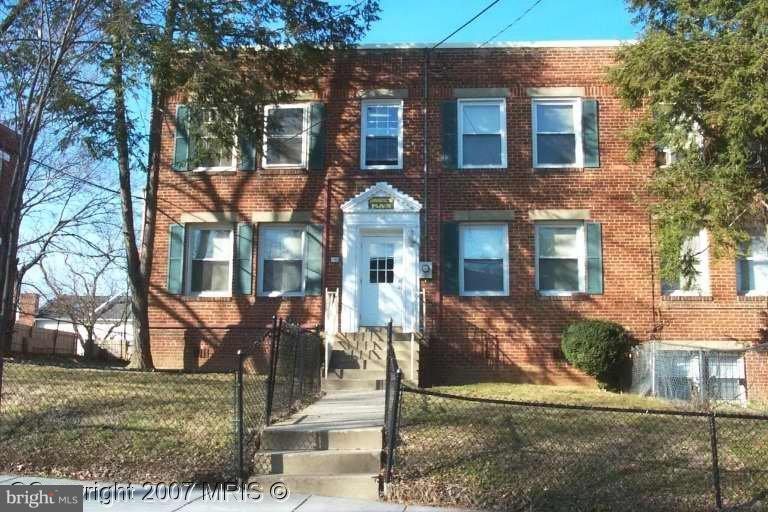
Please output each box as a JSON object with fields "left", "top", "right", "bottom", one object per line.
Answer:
{"left": 265, "top": 316, "right": 279, "bottom": 426}
{"left": 235, "top": 349, "right": 245, "bottom": 485}
{"left": 384, "top": 319, "right": 393, "bottom": 428}
{"left": 385, "top": 367, "right": 403, "bottom": 487}
{"left": 708, "top": 412, "right": 723, "bottom": 510}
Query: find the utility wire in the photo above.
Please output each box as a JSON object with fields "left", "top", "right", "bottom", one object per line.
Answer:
{"left": 480, "top": 0, "right": 545, "bottom": 47}
{"left": 431, "top": 0, "right": 504, "bottom": 50}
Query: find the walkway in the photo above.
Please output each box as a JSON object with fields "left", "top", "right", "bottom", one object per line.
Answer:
{"left": 0, "top": 475, "right": 475, "bottom": 511}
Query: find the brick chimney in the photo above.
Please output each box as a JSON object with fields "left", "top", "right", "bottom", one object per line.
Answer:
{"left": 17, "top": 293, "right": 39, "bottom": 326}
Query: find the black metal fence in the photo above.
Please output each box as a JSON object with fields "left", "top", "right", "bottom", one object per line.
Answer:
{"left": 0, "top": 316, "right": 323, "bottom": 484}
{"left": 385, "top": 385, "right": 768, "bottom": 511}
{"left": 383, "top": 319, "right": 403, "bottom": 486}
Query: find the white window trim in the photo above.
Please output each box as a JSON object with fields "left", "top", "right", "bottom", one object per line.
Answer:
{"left": 662, "top": 229, "right": 711, "bottom": 297}
{"left": 738, "top": 227, "right": 768, "bottom": 296}
{"left": 458, "top": 98, "right": 508, "bottom": 170}
{"left": 191, "top": 109, "right": 237, "bottom": 173}
{"left": 458, "top": 223, "right": 509, "bottom": 297}
{"left": 535, "top": 221, "right": 587, "bottom": 296}
{"left": 257, "top": 224, "right": 307, "bottom": 297}
{"left": 185, "top": 223, "right": 234, "bottom": 297}
{"left": 532, "top": 97, "right": 583, "bottom": 169}
{"left": 262, "top": 103, "right": 310, "bottom": 170}
{"left": 360, "top": 99, "right": 404, "bottom": 170}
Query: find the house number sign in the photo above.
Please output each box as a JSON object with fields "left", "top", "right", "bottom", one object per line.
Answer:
{"left": 368, "top": 196, "right": 394, "bottom": 209}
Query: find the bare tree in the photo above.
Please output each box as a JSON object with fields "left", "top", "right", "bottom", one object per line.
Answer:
{"left": 39, "top": 227, "right": 127, "bottom": 358}
{"left": 0, "top": 0, "right": 104, "bottom": 361}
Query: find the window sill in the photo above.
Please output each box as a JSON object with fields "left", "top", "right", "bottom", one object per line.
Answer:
{"left": 182, "top": 295, "right": 233, "bottom": 302}
{"left": 361, "top": 166, "right": 403, "bottom": 172}
{"left": 661, "top": 295, "right": 713, "bottom": 302}
{"left": 533, "top": 166, "right": 586, "bottom": 172}
{"left": 454, "top": 166, "right": 507, "bottom": 171}
{"left": 537, "top": 292, "right": 589, "bottom": 300}
{"left": 260, "top": 167, "right": 308, "bottom": 176}
{"left": 737, "top": 294, "right": 768, "bottom": 302}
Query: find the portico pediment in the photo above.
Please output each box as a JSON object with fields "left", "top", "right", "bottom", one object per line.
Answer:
{"left": 340, "top": 182, "right": 422, "bottom": 214}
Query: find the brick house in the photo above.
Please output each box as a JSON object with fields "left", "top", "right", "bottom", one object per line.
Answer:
{"left": 147, "top": 41, "right": 767, "bottom": 401}
{"left": 0, "top": 123, "right": 18, "bottom": 235}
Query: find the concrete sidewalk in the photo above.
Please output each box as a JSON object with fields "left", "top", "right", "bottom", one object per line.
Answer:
{"left": 0, "top": 475, "right": 475, "bottom": 512}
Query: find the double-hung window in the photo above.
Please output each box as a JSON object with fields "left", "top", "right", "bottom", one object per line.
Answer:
{"left": 258, "top": 225, "right": 306, "bottom": 296}
{"left": 458, "top": 99, "right": 507, "bottom": 168}
{"left": 662, "top": 229, "right": 710, "bottom": 296}
{"left": 737, "top": 225, "right": 768, "bottom": 296}
{"left": 535, "top": 223, "right": 585, "bottom": 295}
{"left": 263, "top": 104, "right": 309, "bottom": 168}
{"left": 532, "top": 98, "right": 583, "bottom": 168}
{"left": 196, "top": 110, "right": 235, "bottom": 169}
{"left": 361, "top": 100, "right": 403, "bottom": 169}
{"left": 459, "top": 224, "right": 509, "bottom": 296}
{"left": 186, "top": 225, "right": 234, "bottom": 296}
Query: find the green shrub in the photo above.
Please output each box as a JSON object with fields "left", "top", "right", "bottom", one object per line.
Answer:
{"left": 561, "top": 319, "right": 630, "bottom": 390}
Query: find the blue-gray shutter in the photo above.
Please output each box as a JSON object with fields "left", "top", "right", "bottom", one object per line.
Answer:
{"left": 582, "top": 99, "right": 600, "bottom": 168}
{"left": 441, "top": 222, "right": 460, "bottom": 295}
{"left": 441, "top": 101, "right": 458, "bottom": 169}
{"left": 305, "top": 224, "right": 323, "bottom": 295}
{"left": 738, "top": 258, "right": 751, "bottom": 294}
{"left": 235, "top": 223, "right": 253, "bottom": 294}
{"left": 167, "top": 224, "right": 185, "bottom": 294}
{"left": 173, "top": 105, "right": 191, "bottom": 171}
{"left": 308, "top": 102, "right": 326, "bottom": 171}
{"left": 586, "top": 222, "right": 604, "bottom": 294}
{"left": 237, "top": 126, "right": 257, "bottom": 171}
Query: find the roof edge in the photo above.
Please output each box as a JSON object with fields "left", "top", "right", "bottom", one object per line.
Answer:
{"left": 357, "top": 40, "right": 635, "bottom": 50}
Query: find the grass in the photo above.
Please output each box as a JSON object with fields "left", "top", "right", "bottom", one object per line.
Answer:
{"left": 0, "top": 359, "right": 269, "bottom": 482}
{"left": 389, "top": 383, "right": 768, "bottom": 512}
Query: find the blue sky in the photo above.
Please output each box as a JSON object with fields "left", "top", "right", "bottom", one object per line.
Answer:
{"left": 360, "top": 0, "right": 639, "bottom": 45}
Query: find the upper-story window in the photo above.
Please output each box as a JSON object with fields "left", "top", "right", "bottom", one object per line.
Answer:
{"left": 458, "top": 99, "right": 507, "bottom": 169}
{"left": 662, "top": 229, "right": 710, "bottom": 297}
{"left": 186, "top": 225, "right": 233, "bottom": 297}
{"left": 361, "top": 100, "right": 403, "bottom": 170}
{"left": 197, "top": 110, "right": 235, "bottom": 169}
{"left": 532, "top": 98, "right": 583, "bottom": 168}
{"left": 738, "top": 225, "right": 768, "bottom": 296}
{"left": 263, "top": 104, "right": 309, "bottom": 169}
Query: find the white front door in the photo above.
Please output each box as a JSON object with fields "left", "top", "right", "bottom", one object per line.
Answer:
{"left": 360, "top": 236, "right": 403, "bottom": 327}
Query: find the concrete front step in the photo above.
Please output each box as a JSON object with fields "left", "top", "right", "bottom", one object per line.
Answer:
{"left": 257, "top": 448, "right": 382, "bottom": 475}
{"left": 261, "top": 426, "right": 382, "bottom": 451}
{"left": 323, "top": 378, "right": 384, "bottom": 391}
{"left": 250, "top": 473, "right": 379, "bottom": 501}
{"left": 331, "top": 369, "right": 385, "bottom": 380}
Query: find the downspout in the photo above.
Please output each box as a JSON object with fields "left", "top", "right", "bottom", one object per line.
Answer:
{"left": 422, "top": 49, "right": 430, "bottom": 256}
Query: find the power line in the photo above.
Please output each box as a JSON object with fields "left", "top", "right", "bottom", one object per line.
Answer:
{"left": 432, "top": 0, "right": 504, "bottom": 50}
{"left": 480, "top": 0, "right": 545, "bottom": 47}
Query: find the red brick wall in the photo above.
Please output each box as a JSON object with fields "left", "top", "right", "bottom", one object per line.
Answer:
{"left": 0, "top": 123, "right": 18, "bottom": 230}
{"left": 147, "top": 45, "right": 768, "bottom": 401}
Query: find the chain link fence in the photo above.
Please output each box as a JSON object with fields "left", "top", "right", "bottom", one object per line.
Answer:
{"left": 0, "top": 316, "right": 323, "bottom": 484}
{"left": 386, "top": 386, "right": 768, "bottom": 511}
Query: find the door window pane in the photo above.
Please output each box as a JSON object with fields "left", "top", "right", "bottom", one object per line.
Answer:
{"left": 369, "top": 257, "right": 394, "bottom": 283}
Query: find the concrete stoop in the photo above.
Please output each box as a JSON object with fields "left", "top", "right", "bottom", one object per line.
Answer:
{"left": 250, "top": 390, "right": 385, "bottom": 501}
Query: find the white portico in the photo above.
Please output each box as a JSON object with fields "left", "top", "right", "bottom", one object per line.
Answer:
{"left": 339, "top": 182, "right": 422, "bottom": 333}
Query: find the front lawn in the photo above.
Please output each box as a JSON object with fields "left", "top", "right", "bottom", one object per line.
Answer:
{"left": 0, "top": 360, "right": 264, "bottom": 482}
{"left": 389, "top": 383, "right": 768, "bottom": 512}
